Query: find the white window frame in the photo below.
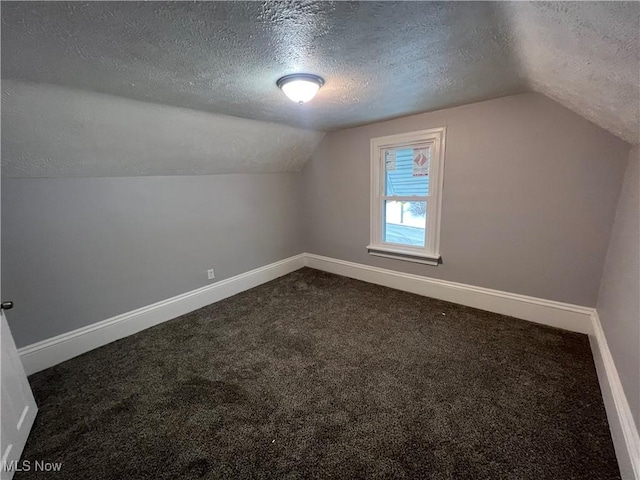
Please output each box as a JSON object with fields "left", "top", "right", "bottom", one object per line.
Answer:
{"left": 367, "top": 127, "right": 446, "bottom": 266}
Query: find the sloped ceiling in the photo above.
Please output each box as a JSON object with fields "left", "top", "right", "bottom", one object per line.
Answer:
{"left": 502, "top": 1, "right": 639, "bottom": 145}
{"left": 1, "top": 81, "right": 325, "bottom": 177}
{"left": 1, "top": 1, "right": 638, "bottom": 177}
{"left": 1, "top": 1, "right": 524, "bottom": 131}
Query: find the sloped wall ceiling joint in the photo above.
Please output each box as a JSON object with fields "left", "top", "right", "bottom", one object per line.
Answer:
{"left": 2, "top": 1, "right": 637, "bottom": 148}
{"left": 1, "top": 81, "right": 325, "bottom": 178}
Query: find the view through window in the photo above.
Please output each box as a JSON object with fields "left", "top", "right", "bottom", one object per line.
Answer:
{"left": 368, "top": 128, "right": 446, "bottom": 265}
{"left": 383, "top": 147, "right": 429, "bottom": 247}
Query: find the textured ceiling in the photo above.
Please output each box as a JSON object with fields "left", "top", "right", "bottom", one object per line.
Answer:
{"left": 1, "top": 80, "right": 325, "bottom": 177}
{"left": 1, "top": 1, "right": 525, "bottom": 132}
{"left": 502, "top": 1, "right": 639, "bottom": 145}
{"left": 1, "top": 1, "right": 638, "bottom": 178}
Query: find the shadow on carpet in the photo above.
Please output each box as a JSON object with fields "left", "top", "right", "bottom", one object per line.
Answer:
{"left": 18, "top": 268, "right": 620, "bottom": 479}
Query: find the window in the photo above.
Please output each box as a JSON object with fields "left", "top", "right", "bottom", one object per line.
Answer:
{"left": 368, "top": 128, "right": 446, "bottom": 265}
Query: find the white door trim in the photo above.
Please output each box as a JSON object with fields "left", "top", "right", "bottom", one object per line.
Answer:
{"left": 1, "top": 313, "right": 38, "bottom": 480}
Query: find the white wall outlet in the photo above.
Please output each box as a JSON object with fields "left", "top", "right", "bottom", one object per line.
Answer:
{"left": 207, "top": 269, "right": 215, "bottom": 280}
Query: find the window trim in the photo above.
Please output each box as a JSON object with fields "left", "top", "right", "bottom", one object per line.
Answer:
{"left": 367, "top": 127, "right": 446, "bottom": 266}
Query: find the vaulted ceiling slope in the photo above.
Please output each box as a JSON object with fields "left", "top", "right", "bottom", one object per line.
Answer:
{"left": 1, "top": 1, "right": 638, "bottom": 177}
{"left": 1, "top": 80, "right": 325, "bottom": 177}
{"left": 501, "top": 2, "right": 639, "bottom": 145}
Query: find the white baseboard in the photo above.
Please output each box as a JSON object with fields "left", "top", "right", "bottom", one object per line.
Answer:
{"left": 305, "top": 253, "right": 639, "bottom": 478}
{"left": 18, "top": 251, "right": 637, "bottom": 478}
{"left": 304, "top": 253, "right": 594, "bottom": 334}
{"left": 18, "top": 254, "right": 306, "bottom": 375}
{"left": 19, "top": 252, "right": 594, "bottom": 375}
{"left": 590, "top": 311, "right": 640, "bottom": 480}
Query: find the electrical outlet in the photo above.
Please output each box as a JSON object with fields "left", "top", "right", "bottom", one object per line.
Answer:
{"left": 207, "top": 269, "right": 215, "bottom": 280}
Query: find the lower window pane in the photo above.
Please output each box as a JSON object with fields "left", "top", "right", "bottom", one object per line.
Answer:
{"left": 384, "top": 201, "right": 426, "bottom": 247}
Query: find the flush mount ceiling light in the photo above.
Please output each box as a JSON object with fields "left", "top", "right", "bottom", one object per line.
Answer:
{"left": 276, "top": 73, "right": 325, "bottom": 104}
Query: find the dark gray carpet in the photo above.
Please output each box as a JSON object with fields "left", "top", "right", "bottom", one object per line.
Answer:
{"left": 18, "top": 268, "right": 619, "bottom": 479}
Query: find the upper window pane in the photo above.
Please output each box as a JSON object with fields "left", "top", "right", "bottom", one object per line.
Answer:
{"left": 384, "top": 147, "right": 430, "bottom": 197}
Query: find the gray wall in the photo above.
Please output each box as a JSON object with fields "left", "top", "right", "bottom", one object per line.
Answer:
{"left": 2, "top": 174, "right": 303, "bottom": 347}
{"left": 2, "top": 92, "right": 633, "bottom": 352}
{"left": 301, "top": 93, "right": 630, "bottom": 307}
{"left": 597, "top": 145, "right": 639, "bottom": 428}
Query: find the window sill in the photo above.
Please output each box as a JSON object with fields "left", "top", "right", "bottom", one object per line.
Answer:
{"left": 366, "top": 245, "right": 441, "bottom": 266}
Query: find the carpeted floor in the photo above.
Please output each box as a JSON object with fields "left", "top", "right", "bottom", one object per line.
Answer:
{"left": 18, "top": 268, "right": 619, "bottom": 479}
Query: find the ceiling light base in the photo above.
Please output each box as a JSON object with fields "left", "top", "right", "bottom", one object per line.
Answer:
{"left": 277, "top": 73, "right": 325, "bottom": 104}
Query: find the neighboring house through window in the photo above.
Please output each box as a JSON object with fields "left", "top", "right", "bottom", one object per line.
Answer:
{"left": 368, "top": 128, "right": 446, "bottom": 265}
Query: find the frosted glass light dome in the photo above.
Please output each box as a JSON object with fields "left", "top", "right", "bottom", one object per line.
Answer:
{"left": 277, "top": 74, "right": 324, "bottom": 104}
